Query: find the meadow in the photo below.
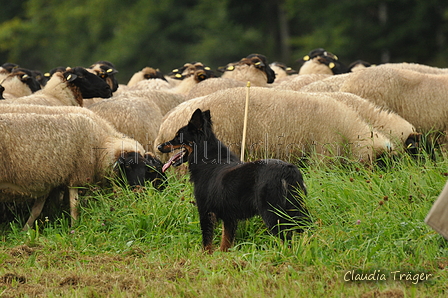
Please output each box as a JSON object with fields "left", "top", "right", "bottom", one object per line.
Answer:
{"left": 1, "top": 151, "right": 448, "bottom": 297}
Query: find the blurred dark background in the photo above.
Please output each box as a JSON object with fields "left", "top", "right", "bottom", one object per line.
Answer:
{"left": 1, "top": 0, "right": 447, "bottom": 83}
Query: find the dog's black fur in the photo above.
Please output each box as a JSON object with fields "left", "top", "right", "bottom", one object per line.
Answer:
{"left": 158, "top": 109, "right": 310, "bottom": 252}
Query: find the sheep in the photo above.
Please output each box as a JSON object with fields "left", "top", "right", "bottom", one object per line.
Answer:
{"left": 88, "top": 95, "right": 164, "bottom": 152}
{"left": 113, "top": 89, "right": 187, "bottom": 115}
{"left": 298, "top": 48, "right": 348, "bottom": 75}
{"left": 1, "top": 67, "right": 112, "bottom": 106}
{"left": 298, "top": 73, "right": 352, "bottom": 92}
{"left": 0, "top": 103, "right": 167, "bottom": 189}
{"left": 155, "top": 87, "right": 394, "bottom": 164}
{"left": 0, "top": 69, "right": 41, "bottom": 99}
{"left": 298, "top": 57, "right": 335, "bottom": 75}
{"left": 0, "top": 112, "right": 162, "bottom": 230}
{"left": 0, "top": 62, "right": 19, "bottom": 81}
{"left": 336, "top": 65, "right": 448, "bottom": 134}
{"left": 381, "top": 62, "right": 448, "bottom": 74}
{"left": 186, "top": 77, "right": 246, "bottom": 99}
{"left": 88, "top": 60, "right": 119, "bottom": 92}
{"left": 273, "top": 73, "right": 332, "bottom": 91}
{"left": 347, "top": 60, "right": 373, "bottom": 72}
{"left": 219, "top": 54, "right": 276, "bottom": 86}
{"left": 269, "top": 62, "right": 298, "bottom": 81}
{"left": 309, "top": 91, "right": 419, "bottom": 150}
{"left": 127, "top": 67, "right": 168, "bottom": 87}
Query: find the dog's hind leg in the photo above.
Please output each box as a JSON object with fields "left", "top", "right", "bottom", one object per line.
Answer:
{"left": 200, "top": 211, "right": 217, "bottom": 253}
{"left": 219, "top": 220, "right": 238, "bottom": 252}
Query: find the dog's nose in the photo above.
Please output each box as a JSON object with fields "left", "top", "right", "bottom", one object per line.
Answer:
{"left": 157, "top": 144, "right": 163, "bottom": 152}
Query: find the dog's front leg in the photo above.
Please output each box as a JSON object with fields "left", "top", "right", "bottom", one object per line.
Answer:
{"left": 200, "top": 212, "right": 216, "bottom": 254}
{"left": 220, "top": 220, "right": 237, "bottom": 252}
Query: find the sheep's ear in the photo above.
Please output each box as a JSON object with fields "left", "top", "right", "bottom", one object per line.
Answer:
{"left": 65, "top": 73, "right": 78, "bottom": 82}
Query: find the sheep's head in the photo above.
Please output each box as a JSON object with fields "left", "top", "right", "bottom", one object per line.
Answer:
{"left": 11, "top": 68, "right": 42, "bottom": 93}
{"left": 89, "top": 61, "right": 119, "bottom": 92}
{"left": 64, "top": 67, "right": 112, "bottom": 100}
{"left": 115, "top": 152, "right": 167, "bottom": 191}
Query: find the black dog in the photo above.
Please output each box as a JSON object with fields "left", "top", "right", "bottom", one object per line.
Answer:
{"left": 158, "top": 109, "right": 310, "bottom": 252}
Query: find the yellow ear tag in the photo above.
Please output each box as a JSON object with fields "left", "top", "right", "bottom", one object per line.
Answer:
{"left": 254, "top": 61, "right": 261, "bottom": 66}
{"left": 107, "top": 68, "right": 113, "bottom": 73}
{"left": 329, "top": 62, "right": 335, "bottom": 69}
{"left": 303, "top": 55, "right": 310, "bottom": 61}
{"left": 44, "top": 72, "right": 51, "bottom": 77}
{"left": 22, "top": 74, "right": 29, "bottom": 79}
{"left": 172, "top": 68, "right": 179, "bottom": 72}
{"left": 227, "top": 65, "right": 235, "bottom": 71}
{"left": 66, "top": 74, "right": 72, "bottom": 81}
{"left": 204, "top": 67, "right": 210, "bottom": 70}
{"left": 175, "top": 74, "right": 182, "bottom": 78}
{"left": 334, "top": 55, "right": 339, "bottom": 60}
{"left": 286, "top": 67, "right": 292, "bottom": 71}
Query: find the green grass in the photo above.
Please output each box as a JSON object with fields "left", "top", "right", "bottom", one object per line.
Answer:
{"left": 1, "top": 153, "right": 448, "bottom": 297}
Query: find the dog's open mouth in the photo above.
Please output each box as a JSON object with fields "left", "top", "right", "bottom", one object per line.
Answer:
{"left": 162, "top": 149, "right": 187, "bottom": 173}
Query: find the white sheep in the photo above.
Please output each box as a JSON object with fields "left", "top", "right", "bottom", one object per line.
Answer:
{"left": 1, "top": 67, "right": 112, "bottom": 106}
{"left": 309, "top": 91, "right": 419, "bottom": 150}
{"left": 273, "top": 73, "right": 332, "bottom": 91}
{"left": 127, "top": 67, "right": 169, "bottom": 87}
{"left": 186, "top": 77, "right": 246, "bottom": 99}
{"left": 0, "top": 70, "right": 37, "bottom": 99}
{"left": 88, "top": 96, "right": 164, "bottom": 152}
{"left": 155, "top": 87, "right": 394, "bottom": 163}
{"left": 298, "top": 73, "right": 352, "bottom": 92}
{"left": 0, "top": 112, "right": 150, "bottom": 230}
{"left": 220, "top": 54, "right": 276, "bottom": 86}
{"left": 113, "top": 89, "right": 186, "bottom": 115}
{"left": 381, "top": 62, "right": 448, "bottom": 74}
{"left": 337, "top": 65, "right": 448, "bottom": 134}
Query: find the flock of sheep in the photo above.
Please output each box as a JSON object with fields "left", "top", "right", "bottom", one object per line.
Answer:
{"left": 0, "top": 49, "right": 446, "bottom": 229}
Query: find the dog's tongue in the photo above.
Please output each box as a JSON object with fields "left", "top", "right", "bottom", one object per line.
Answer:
{"left": 162, "top": 151, "right": 183, "bottom": 173}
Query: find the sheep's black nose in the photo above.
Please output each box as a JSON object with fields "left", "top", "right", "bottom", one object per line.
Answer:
{"left": 157, "top": 145, "right": 163, "bottom": 152}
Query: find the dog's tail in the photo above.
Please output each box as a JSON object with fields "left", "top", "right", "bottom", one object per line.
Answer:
{"left": 258, "top": 161, "right": 311, "bottom": 238}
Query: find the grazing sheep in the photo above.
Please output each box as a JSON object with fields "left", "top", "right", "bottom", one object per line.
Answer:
{"left": 0, "top": 112, "right": 157, "bottom": 230}
{"left": 311, "top": 92, "right": 419, "bottom": 150}
{"left": 273, "top": 74, "right": 332, "bottom": 91}
{"left": 337, "top": 65, "right": 448, "bottom": 134}
{"left": 88, "top": 96, "right": 164, "bottom": 152}
{"left": 88, "top": 60, "right": 119, "bottom": 92}
{"left": 0, "top": 103, "right": 166, "bottom": 190}
{"left": 219, "top": 54, "right": 276, "bottom": 86}
{"left": 1, "top": 67, "right": 112, "bottom": 106}
{"left": 155, "top": 87, "right": 393, "bottom": 163}
{"left": 0, "top": 69, "right": 41, "bottom": 99}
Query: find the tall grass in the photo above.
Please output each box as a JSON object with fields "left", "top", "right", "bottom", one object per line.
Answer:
{"left": 1, "top": 152, "right": 448, "bottom": 297}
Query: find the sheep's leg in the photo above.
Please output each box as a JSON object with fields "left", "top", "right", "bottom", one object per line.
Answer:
{"left": 23, "top": 196, "right": 46, "bottom": 231}
{"left": 219, "top": 220, "right": 237, "bottom": 252}
{"left": 69, "top": 188, "right": 79, "bottom": 226}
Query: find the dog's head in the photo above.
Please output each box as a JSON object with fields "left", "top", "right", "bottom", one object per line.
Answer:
{"left": 157, "top": 108, "right": 211, "bottom": 172}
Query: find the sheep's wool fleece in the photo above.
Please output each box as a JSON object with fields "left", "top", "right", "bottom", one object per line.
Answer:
{"left": 155, "top": 87, "right": 392, "bottom": 162}
{"left": 0, "top": 113, "right": 143, "bottom": 200}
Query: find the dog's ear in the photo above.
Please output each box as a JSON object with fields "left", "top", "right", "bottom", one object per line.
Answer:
{"left": 189, "top": 108, "right": 204, "bottom": 130}
{"left": 203, "top": 110, "right": 212, "bottom": 125}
